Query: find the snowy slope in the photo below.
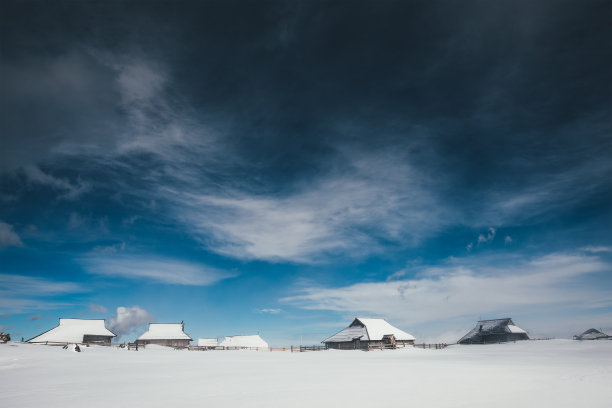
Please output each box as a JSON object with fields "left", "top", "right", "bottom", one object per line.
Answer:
{"left": 1, "top": 340, "right": 611, "bottom": 407}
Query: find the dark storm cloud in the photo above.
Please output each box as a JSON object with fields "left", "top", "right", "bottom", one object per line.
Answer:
{"left": 1, "top": 0, "right": 610, "bottom": 261}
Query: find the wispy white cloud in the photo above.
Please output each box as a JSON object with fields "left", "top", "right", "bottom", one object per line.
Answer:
{"left": 22, "top": 165, "right": 91, "bottom": 200}
{"left": 163, "top": 148, "right": 453, "bottom": 263}
{"left": 0, "top": 274, "right": 84, "bottom": 313}
{"left": 67, "top": 212, "right": 85, "bottom": 229}
{"left": 477, "top": 227, "right": 496, "bottom": 244}
{"left": 256, "top": 308, "right": 282, "bottom": 314}
{"left": 108, "top": 306, "right": 153, "bottom": 337}
{"left": 281, "top": 252, "right": 611, "bottom": 332}
{"left": 581, "top": 246, "right": 612, "bottom": 253}
{"left": 92, "top": 242, "right": 126, "bottom": 254}
{"left": 479, "top": 158, "right": 612, "bottom": 226}
{"left": 0, "top": 221, "right": 23, "bottom": 247}
{"left": 88, "top": 303, "right": 108, "bottom": 313}
{"left": 116, "top": 62, "right": 166, "bottom": 105}
{"left": 4, "top": 48, "right": 609, "bottom": 266}
{"left": 0, "top": 274, "right": 82, "bottom": 296}
{"left": 80, "top": 255, "right": 238, "bottom": 286}
{"left": 387, "top": 269, "right": 408, "bottom": 281}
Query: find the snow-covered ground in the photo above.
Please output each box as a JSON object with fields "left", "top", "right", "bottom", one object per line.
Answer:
{"left": 1, "top": 340, "right": 611, "bottom": 407}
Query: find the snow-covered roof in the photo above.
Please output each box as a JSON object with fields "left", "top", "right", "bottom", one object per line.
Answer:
{"left": 507, "top": 325, "right": 527, "bottom": 334}
{"left": 27, "top": 318, "right": 116, "bottom": 344}
{"left": 323, "top": 318, "right": 415, "bottom": 343}
{"left": 137, "top": 323, "right": 192, "bottom": 341}
{"left": 575, "top": 328, "right": 610, "bottom": 340}
{"left": 197, "top": 338, "right": 218, "bottom": 347}
{"left": 458, "top": 318, "right": 529, "bottom": 343}
{"left": 219, "top": 335, "right": 268, "bottom": 348}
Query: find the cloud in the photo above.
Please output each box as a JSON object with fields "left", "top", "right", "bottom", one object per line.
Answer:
{"left": 92, "top": 242, "right": 126, "bottom": 254}
{"left": 67, "top": 212, "right": 85, "bottom": 229}
{"left": 28, "top": 314, "right": 43, "bottom": 321}
{"left": 107, "top": 306, "right": 153, "bottom": 337}
{"left": 466, "top": 242, "right": 473, "bottom": 252}
{"left": 581, "top": 246, "right": 612, "bottom": 254}
{"left": 22, "top": 165, "right": 91, "bottom": 200}
{"left": 256, "top": 308, "right": 282, "bottom": 314}
{"left": 0, "top": 274, "right": 82, "bottom": 296}
{"left": 0, "top": 274, "right": 84, "bottom": 313}
{"left": 80, "top": 255, "right": 238, "bottom": 286}
{"left": 478, "top": 157, "right": 612, "bottom": 227}
{"left": 89, "top": 303, "right": 108, "bottom": 313}
{"left": 504, "top": 236, "right": 513, "bottom": 245}
{"left": 477, "top": 227, "right": 496, "bottom": 244}
{"left": 281, "top": 252, "right": 611, "bottom": 330}
{"left": 116, "top": 62, "right": 166, "bottom": 105}
{"left": 164, "top": 147, "right": 453, "bottom": 263}
{"left": 387, "top": 269, "right": 408, "bottom": 281}
{"left": 0, "top": 221, "right": 23, "bottom": 247}
{"left": 1, "top": 34, "right": 609, "bottom": 268}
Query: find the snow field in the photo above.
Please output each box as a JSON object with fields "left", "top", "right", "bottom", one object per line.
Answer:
{"left": 1, "top": 339, "right": 611, "bottom": 407}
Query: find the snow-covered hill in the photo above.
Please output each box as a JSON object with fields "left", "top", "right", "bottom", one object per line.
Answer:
{"left": 1, "top": 340, "right": 611, "bottom": 407}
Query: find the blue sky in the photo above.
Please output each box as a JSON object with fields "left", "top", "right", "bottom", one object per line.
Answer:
{"left": 1, "top": 0, "right": 611, "bottom": 345}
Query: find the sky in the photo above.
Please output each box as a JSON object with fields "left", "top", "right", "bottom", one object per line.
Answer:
{"left": 1, "top": 0, "right": 611, "bottom": 346}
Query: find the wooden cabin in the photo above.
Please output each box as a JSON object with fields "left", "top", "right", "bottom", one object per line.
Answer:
{"left": 135, "top": 323, "right": 192, "bottom": 348}
{"left": 27, "top": 318, "right": 116, "bottom": 345}
{"left": 458, "top": 318, "right": 529, "bottom": 344}
{"left": 322, "top": 318, "right": 415, "bottom": 350}
{"left": 573, "top": 328, "right": 611, "bottom": 340}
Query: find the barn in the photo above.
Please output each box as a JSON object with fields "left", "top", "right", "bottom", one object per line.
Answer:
{"left": 323, "top": 317, "right": 415, "bottom": 350}
{"left": 458, "top": 318, "right": 529, "bottom": 344}
{"left": 219, "top": 335, "right": 268, "bottom": 349}
{"left": 27, "top": 318, "right": 116, "bottom": 345}
{"left": 573, "top": 328, "right": 611, "bottom": 340}
{"left": 135, "top": 323, "right": 192, "bottom": 348}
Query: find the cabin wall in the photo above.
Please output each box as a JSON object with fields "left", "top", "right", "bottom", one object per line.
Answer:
{"left": 82, "top": 335, "right": 113, "bottom": 346}
{"left": 459, "top": 332, "right": 528, "bottom": 344}
{"left": 136, "top": 339, "right": 191, "bottom": 348}
{"left": 325, "top": 339, "right": 414, "bottom": 350}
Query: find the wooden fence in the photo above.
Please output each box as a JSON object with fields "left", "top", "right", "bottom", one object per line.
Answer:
{"left": 191, "top": 345, "right": 326, "bottom": 352}
{"left": 27, "top": 341, "right": 447, "bottom": 352}
{"left": 413, "top": 343, "right": 448, "bottom": 349}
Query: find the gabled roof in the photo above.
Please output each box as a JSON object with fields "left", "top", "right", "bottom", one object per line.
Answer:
{"left": 27, "top": 318, "right": 116, "bottom": 343}
{"left": 219, "top": 335, "right": 268, "bottom": 348}
{"left": 137, "top": 323, "right": 192, "bottom": 341}
{"left": 458, "top": 318, "right": 528, "bottom": 343}
{"left": 197, "top": 338, "right": 218, "bottom": 347}
{"left": 575, "top": 328, "right": 610, "bottom": 340}
{"left": 323, "top": 318, "right": 415, "bottom": 343}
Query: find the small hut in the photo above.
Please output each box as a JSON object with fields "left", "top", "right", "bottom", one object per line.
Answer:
{"left": 197, "top": 338, "right": 219, "bottom": 349}
{"left": 458, "top": 318, "right": 529, "bottom": 344}
{"left": 219, "top": 335, "right": 268, "bottom": 349}
{"left": 27, "top": 318, "right": 116, "bottom": 345}
{"left": 135, "top": 323, "right": 192, "bottom": 348}
{"left": 323, "top": 317, "right": 415, "bottom": 350}
{"left": 573, "top": 328, "right": 611, "bottom": 340}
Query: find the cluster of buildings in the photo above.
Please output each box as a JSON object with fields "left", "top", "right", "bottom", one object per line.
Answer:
{"left": 26, "top": 319, "right": 269, "bottom": 349}
{"left": 24, "top": 316, "right": 611, "bottom": 349}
